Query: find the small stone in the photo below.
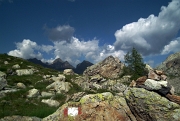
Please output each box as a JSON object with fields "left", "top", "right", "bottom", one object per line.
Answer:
{"left": 41, "top": 99, "right": 60, "bottom": 107}
{"left": 136, "top": 76, "right": 147, "bottom": 85}
{"left": 4, "top": 61, "right": 8, "bottom": 64}
{"left": 155, "top": 70, "right": 164, "bottom": 75}
{"left": 27, "top": 88, "right": 40, "bottom": 98}
{"left": 41, "top": 91, "right": 54, "bottom": 97}
{"left": 12, "top": 64, "right": 20, "bottom": 69}
{"left": 17, "top": 82, "right": 26, "bottom": 89}
{"left": 148, "top": 70, "right": 161, "bottom": 80}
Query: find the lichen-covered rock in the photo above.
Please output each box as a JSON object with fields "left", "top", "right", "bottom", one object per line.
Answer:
{"left": 43, "top": 92, "right": 136, "bottom": 121}
{"left": 124, "top": 88, "right": 180, "bottom": 121}
{"left": 83, "top": 55, "right": 124, "bottom": 79}
{"left": 0, "top": 115, "right": 41, "bottom": 121}
{"left": 46, "top": 81, "right": 72, "bottom": 94}
{"left": 0, "top": 71, "right": 7, "bottom": 90}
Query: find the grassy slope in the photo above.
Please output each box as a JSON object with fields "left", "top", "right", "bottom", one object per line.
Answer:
{"left": 0, "top": 54, "right": 65, "bottom": 118}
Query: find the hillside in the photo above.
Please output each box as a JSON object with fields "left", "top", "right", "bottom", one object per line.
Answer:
{"left": 0, "top": 53, "right": 180, "bottom": 121}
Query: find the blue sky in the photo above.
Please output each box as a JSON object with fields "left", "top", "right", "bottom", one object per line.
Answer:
{"left": 1, "top": 0, "right": 180, "bottom": 67}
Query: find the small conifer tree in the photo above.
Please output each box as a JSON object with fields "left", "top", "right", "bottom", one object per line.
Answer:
{"left": 124, "top": 47, "right": 145, "bottom": 80}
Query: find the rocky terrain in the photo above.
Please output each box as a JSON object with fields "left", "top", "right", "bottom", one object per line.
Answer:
{"left": 0, "top": 53, "right": 180, "bottom": 121}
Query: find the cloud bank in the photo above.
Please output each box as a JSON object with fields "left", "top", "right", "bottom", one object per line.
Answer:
{"left": 8, "top": 38, "right": 123, "bottom": 66}
{"left": 114, "top": 0, "right": 180, "bottom": 55}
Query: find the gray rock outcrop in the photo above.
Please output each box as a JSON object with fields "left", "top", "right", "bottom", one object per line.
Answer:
{"left": 83, "top": 55, "right": 124, "bottom": 79}
{"left": 16, "top": 69, "right": 34, "bottom": 76}
{"left": 41, "top": 99, "right": 60, "bottom": 107}
{"left": 27, "top": 88, "right": 40, "bottom": 98}
{"left": 46, "top": 81, "right": 72, "bottom": 94}
{"left": 0, "top": 71, "right": 7, "bottom": 90}
{"left": 124, "top": 88, "right": 180, "bottom": 121}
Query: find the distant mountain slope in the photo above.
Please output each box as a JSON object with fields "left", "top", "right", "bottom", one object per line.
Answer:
{"left": 156, "top": 51, "right": 180, "bottom": 94}
{"left": 27, "top": 58, "right": 49, "bottom": 67}
{"left": 50, "top": 58, "right": 75, "bottom": 71}
{"left": 27, "top": 58, "right": 93, "bottom": 74}
{"left": 74, "top": 60, "right": 93, "bottom": 74}
{"left": 156, "top": 52, "right": 180, "bottom": 76}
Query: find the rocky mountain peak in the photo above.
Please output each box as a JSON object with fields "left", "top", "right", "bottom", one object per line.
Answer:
{"left": 75, "top": 60, "right": 93, "bottom": 74}
{"left": 52, "top": 58, "right": 64, "bottom": 64}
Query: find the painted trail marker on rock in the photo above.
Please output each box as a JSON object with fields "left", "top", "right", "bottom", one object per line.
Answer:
{"left": 64, "top": 107, "right": 81, "bottom": 117}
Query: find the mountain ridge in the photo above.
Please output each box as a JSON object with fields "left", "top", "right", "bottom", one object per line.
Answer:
{"left": 27, "top": 58, "right": 93, "bottom": 74}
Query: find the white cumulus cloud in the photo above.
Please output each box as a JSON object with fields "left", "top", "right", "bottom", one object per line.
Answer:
{"left": 114, "top": 0, "right": 180, "bottom": 55}
{"left": 8, "top": 38, "right": 126, "bottom": 67}
{"left": 161, "top": 37, "right": 180, "bottom": 55}
{"left": 53, "top": 37, "right": 101, "bottom": 66}
{"left": 8, "top": 39, "right": 43, "bottom": 60}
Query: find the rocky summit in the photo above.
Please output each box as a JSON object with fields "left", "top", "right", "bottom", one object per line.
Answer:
{"left": 0, "top": 53, "right": 180, "bottom": 121}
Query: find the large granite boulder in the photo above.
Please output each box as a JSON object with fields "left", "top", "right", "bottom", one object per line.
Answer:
{"left": 0, "top": 71, "right": 7, "bottom": 90}
{"left": 83, "top": 55, "right": 124, "bottom": 79}
{"left": 50, "top": 75, "right": 65, "bottom": 82}
{"left": 16, "top": 69, "right": 34, "bottom": 76}
{"left": 43, "top": 92, "right": 136, "bottom": 121}
{"left": 124, "top": 88, "right": 180, "bottom": 121}
{"left": 46, "top": 81, "right": 72, "bottom": 94}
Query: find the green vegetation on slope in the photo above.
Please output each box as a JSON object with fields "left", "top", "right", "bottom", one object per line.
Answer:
{"left": 0, "top": 54, "right": 65, "bottom": 118}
